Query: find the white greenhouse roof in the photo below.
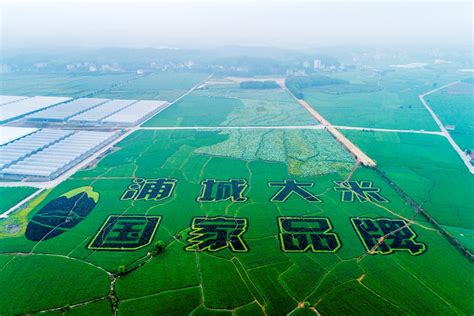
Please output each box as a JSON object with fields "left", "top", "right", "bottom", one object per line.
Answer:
{"left": 103, "top": 100, "right": 168, "bottom": 124}
{"left": 0, "top": 95, "right": 29, "bottom": 106}
{"left": 27, "top": 98, "right": 109, "bottom": 121}
{"left": 0, "top": 127, "right": 38, "bottom": 146}
{"left": 0, "top": 96, "right": 72, "bottom": 123}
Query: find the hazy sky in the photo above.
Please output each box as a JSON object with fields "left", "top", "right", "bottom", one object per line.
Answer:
{"left": 1, "top": 0, "right": 472, "bottom": 50}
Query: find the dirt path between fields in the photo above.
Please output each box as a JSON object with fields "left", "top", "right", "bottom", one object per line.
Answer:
{"left": 284, "top": 87, "right": 376, "bottom": 167}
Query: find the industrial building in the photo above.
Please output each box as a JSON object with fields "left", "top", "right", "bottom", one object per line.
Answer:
{"left": 0, "top": 128, "right": 120, "bottom": 181}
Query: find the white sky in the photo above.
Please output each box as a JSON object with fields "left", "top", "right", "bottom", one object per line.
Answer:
{"left": 1, "top": 0, "right": 472, "bottom": 49}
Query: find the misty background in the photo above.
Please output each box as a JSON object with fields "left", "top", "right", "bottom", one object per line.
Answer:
{"left": 0, "top": 0, "right": 472, "bottom": 75}
{"left": 1, "top": 1, "right": 472, "bottom": 50}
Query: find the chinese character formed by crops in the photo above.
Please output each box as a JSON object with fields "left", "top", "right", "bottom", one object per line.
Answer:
{"left": 351, "top": 218, "right": 426, "bottom": 255}
{"left": 197, "top": 179, "right": 248, "bottom": 202}
{"left": 185, "top": 217, "right": 249, "bottom": 252}
{"left": 88, "top": 215, "right": 161, "bottom": 250}
{"left": 269, "top": 179, "right": 321, "bottom": 202}
{"left": 334, "top": 180, "right": 388, "bottom": 202}
{"left": 121, "top": 178, "right": 177, "bottom": 201}
{"left": 278, "top": 217, "right": 341, "bottom": 252}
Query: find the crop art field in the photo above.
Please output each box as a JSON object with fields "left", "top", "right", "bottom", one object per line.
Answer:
{"left": 0, "top": 68, "right": 473, "bottom": 315}
{"left": 1, "top": 127, "right": 473, "bottom": 315}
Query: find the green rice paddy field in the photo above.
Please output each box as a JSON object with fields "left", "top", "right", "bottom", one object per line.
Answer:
{"left": 94, "top": 72, "right": 210, "bottom": 102}
{"left": 343, "top": 131, "right": 474, "bottom": 249}
{"left": 425, "top": 82, "right": 474, "bottom": 151}
{"left": 0, "top": 72, "right": 208, "bottom": 102}
{"left": 144, "top": 84, "right": 318, "bottom": 127}
{"left": 303, "top": 67, "right": 471, "bottom": 131}
{"left": 0, "top": 129, "right": 472, "bottom": 315}
{"left": 0, "top": 73, "right": 136, "bottom": 98}
{"left": 0, "top": 187, "right": 37, "bottom": 215}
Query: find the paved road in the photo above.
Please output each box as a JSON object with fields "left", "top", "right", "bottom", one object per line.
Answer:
{"left": 139, "top": 125, "right": 324, "bottom": 130}
{"left": 334, "top": 125, "right": 445, "bottom": 136}
{"left": 0, "top": 188, "right": 45, "bottom": 218}
{"left": 418, "top": 81, "right": 474, "bottom": 174}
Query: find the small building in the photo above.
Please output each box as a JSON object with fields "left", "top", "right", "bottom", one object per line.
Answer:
{"left": 446, "top": 125, "right": 456, "bottom": 131}
{"left": 313, "top": 59, "right": 322, "bottom": 69}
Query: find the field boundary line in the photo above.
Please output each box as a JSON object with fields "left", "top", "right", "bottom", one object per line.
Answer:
{"left": 138, "top": 73, "right": 214, "bottom": 128}
{"left": 374, "top": 168, "right": 474, "bottom": 263}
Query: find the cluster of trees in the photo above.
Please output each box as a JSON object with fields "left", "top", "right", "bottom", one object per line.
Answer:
{"left": 285, "top": 75, "right": 348, "bottom": 99}
{"left": 240, "top": 80, "right": 280, "bottom": 89}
